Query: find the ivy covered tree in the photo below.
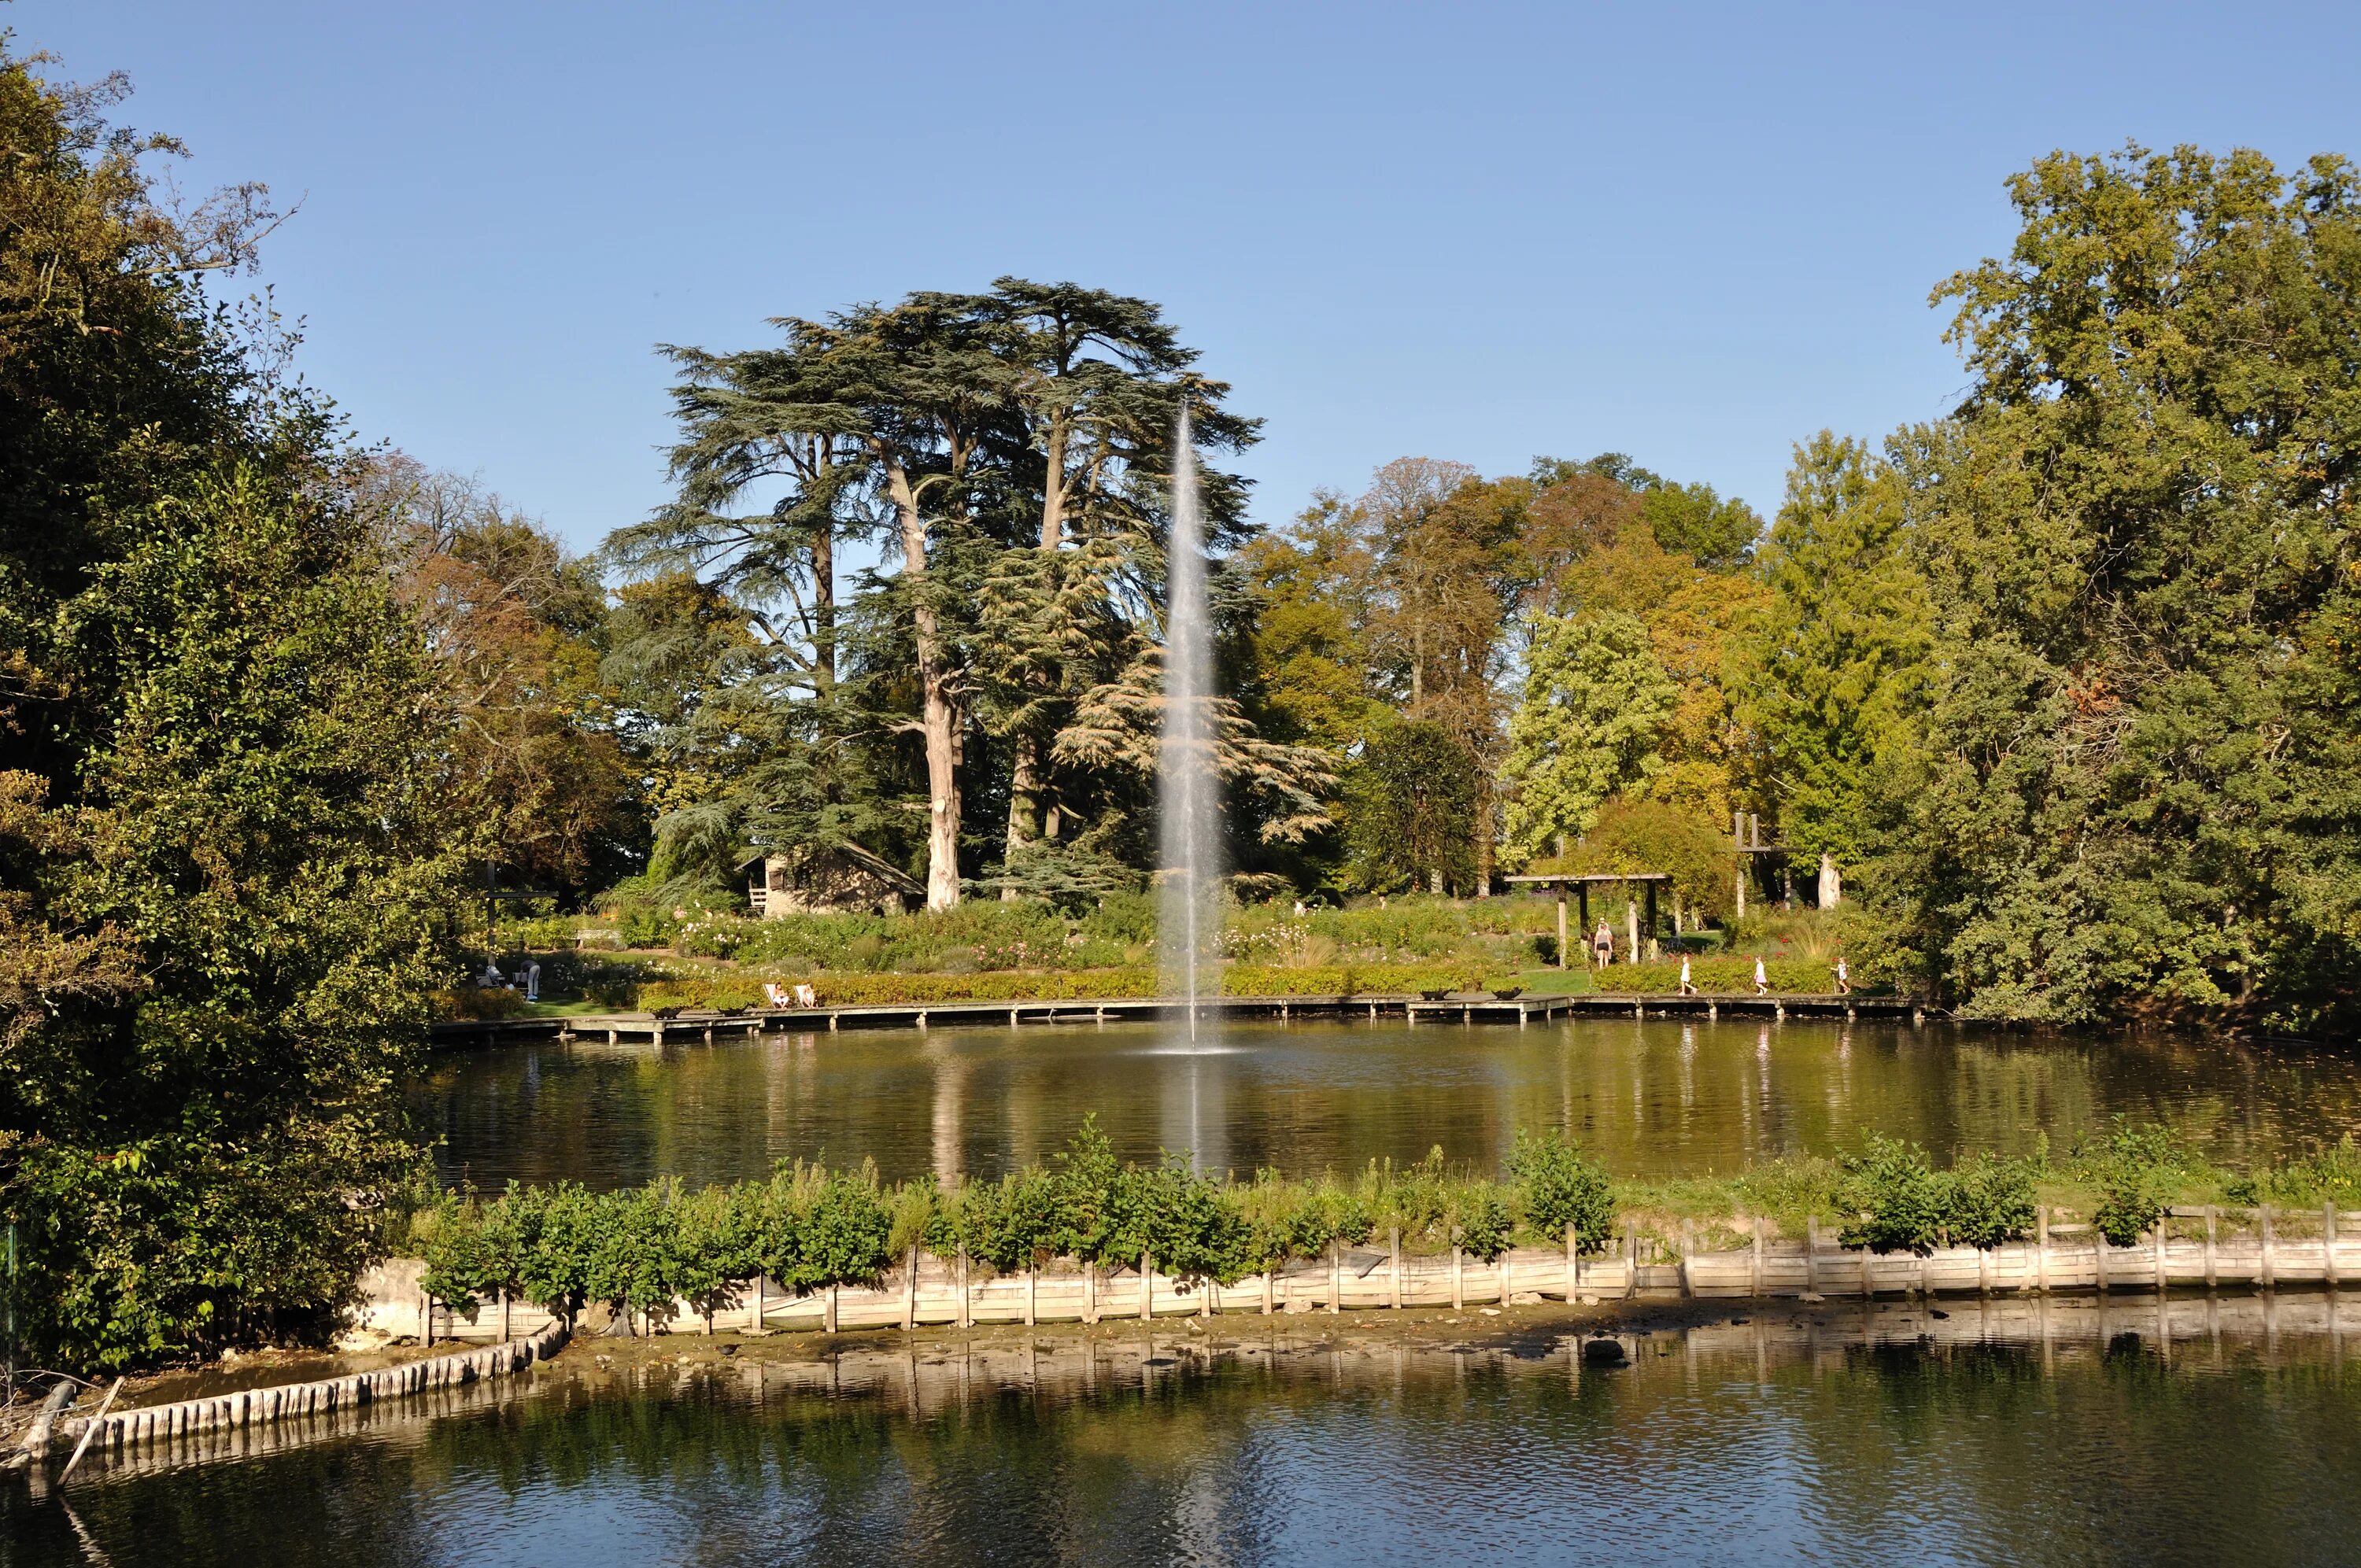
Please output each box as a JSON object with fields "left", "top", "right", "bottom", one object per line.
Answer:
{"left": 1339, "top": 720, "right": 1480, "bottom": 895}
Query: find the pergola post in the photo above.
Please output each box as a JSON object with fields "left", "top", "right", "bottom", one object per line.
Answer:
{"left": 1555, "top": 883, "right": 1568, "bottom": 971}
{"left": 1643, "top": 881, "right": 1657, "bottom": 958}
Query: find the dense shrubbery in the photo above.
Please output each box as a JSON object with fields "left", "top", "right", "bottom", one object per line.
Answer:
{"left": 1835, "top": 1137, "right": 2038, "bottom": 1255}
{"left": 416, "top": 1122, "right": 1623, "bottom": 1327}
{"left": 2087, "top": 1122, "right": 2185, "bottom": 1247}
{"left": 2226, "top": 1136, "right": 2361, "bottom": 1209}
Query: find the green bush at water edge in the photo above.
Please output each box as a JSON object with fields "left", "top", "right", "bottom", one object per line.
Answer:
{"left": 416, "top": 1120, "right": 1622, "bottom": 1329}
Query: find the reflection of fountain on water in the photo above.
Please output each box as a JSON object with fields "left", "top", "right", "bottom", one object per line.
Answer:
{"left": 1158, "top": 408, "right": 1221, "bottom": 1160}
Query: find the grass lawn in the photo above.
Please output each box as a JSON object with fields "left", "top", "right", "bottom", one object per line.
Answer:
{"left": 1510, "top": 967, "right": 1596, "bottom": 997}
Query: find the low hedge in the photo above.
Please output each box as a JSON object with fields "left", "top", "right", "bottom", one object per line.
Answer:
{"left": 635, "top": 964, "right": 1469, "bottom": 1012}
{"left": 416, "top": 1123, "right": 1618, "bottom": 1329}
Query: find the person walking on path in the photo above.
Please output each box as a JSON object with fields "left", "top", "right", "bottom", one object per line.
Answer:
{"left": 1831, "top": 953, "right": 1849, "bottom": 996}
{"left": 1593, "top": 920, "right": 1614, "bottom": 968}
{"left": 1678, "top": 954, "right": 1697, "bottom": 996}
{"left": 523, "top": 959, "right": 541, "bottom": 1002}
{"left": 1752, "top": 954, "right": 1768, "bottom": 996}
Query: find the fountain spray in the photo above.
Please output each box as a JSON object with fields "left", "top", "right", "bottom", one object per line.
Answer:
{"left": 1158, "top": 407, "right": 1221, "bottom": 1046}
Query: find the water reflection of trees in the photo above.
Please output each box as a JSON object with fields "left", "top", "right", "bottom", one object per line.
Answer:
{"left": 28, "top": 1322, "right": 2361, "bottom": 1566}
{"left": 420, "top": 1020, "right": 2361, "bottom": 1194}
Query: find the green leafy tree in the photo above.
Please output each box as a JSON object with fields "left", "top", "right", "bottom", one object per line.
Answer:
{"left": 1559, "top": 799, "right": 1735, "bottom": 924}
{"left": 1639, "top": 481, "right": 1761, "bottom": 570}
{"left": 1506, "top": 1130, "right": 1616, "bottom": 1255}
{"left": 1735, "top": 431, "right": 1931, "bottom": 873}
{"left": 1502, "top": 611, "right": 1679, "bottom": 859}
{"left": 1891, "top": 145, "right": 2361, "bottom": 1027}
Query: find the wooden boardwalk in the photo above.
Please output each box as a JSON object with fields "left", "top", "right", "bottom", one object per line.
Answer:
{"left": 431, "top": 989, "right": 1927, "bottom": 1046}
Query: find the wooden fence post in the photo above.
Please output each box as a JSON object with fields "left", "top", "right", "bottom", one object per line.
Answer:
{"left": 1025, "top": 1264, "right": 1037, "bottom": 1326}
{"left": 2153, "top": 1219, "right": 2168, "bottom": 1294}
{"left": 2035, "top": 1205, "right": 2049, "bottom": 1293}
{"left": 2094, "top": 1219, "right": 2109, "bottom": 1294}
{"left": 1451, "top": 1240, "right": 1465, "bottom": 1311}
{"left": 1330, "top": 1239, "right": 1343, "bottom": 1313}
{"left": 905, "top": 1245, "right": 920, "bottom": 1330}
{"left": 958, "top": 1246, "right": 971, "bottom": 1330}
{"left": 1750, "top": 1218, "right": 1764, "bottom": 1298}
{"left": 2328, "top": 1202, "right": 2341, "bottom": 1289}
{"left": 1680, "top": 1222, "right": 1694, "bottom": 1300}
{"left": 2261, "top": 1205, "right": 2276, "bottom": 1289}
{"left": 1141, "top": 1252, "right": 1155, "bottom": 1321}
{"left": 1395, "top": 1227, "right": 1406, "bottom": 1309}
{"left": 1084, "top": 1257, "right": 1098, "bottom": 1325}
{"left": 825, "top": 1282, "right": 838, "bottom": 1334}
{"left": 1565, "top": 1222, "right": 1578, "bottom": 1301}
{"left": 1805, "top": 1215, "right": 1820, "bottom": 1297}
{"left": 1625, "top": 1222, "right": 1639, "bottom": 1300}
{"left": 2204, "top": 1208, "right": 2217, "bottom": 1290}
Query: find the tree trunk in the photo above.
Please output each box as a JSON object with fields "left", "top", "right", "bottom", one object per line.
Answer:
{"left": 1003, "top": 734, "right": 1040, "bottom": 901}
{"left": 1040, "top": 412, "right": 1069, "bottom": 549}
{"left": 888, "top": 459, "right": 963, "bottom": 911}
{"left": 1001, "top": 411, "right": 1070, "bottom": 898}
{"left": 811, "top": 521, "right": 836, "bottom": 694}
{"left": 1472, "top": 773, "right": 1494, "bottom": 896}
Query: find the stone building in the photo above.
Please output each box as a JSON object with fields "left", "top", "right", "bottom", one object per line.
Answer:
{"left": 745, "top": 844, "right": 923, "bottom": 918}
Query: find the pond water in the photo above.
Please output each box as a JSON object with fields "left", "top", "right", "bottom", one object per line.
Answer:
{"left": 12, "top": 1309, "right": 2360, "bottom": 1566}
{"left": 421, "top": 1016, "right": 2361, "bottom": 1190}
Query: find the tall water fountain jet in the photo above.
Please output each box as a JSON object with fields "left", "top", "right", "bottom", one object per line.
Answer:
{"left": 1158, "top": 408, "right": 1221, "bottom": 1046}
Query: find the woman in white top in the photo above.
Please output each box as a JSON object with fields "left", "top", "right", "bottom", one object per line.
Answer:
{"left": 1753, "top": 955, "right": 1768, "bottom": 995}
{"left": 1833, "top": 954, "right": 1850, "bottom": 995}
{"left": 1678, "top": 954, "right": 1696, "bottom": 995}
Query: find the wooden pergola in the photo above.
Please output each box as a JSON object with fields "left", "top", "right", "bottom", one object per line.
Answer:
{"left": 1502, "top": 872, "right": 1671, "bottom": 970}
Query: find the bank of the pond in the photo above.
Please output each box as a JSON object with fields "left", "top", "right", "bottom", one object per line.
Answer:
{"left": 445, "top": 954, "right": 1868, "bottom": 1025}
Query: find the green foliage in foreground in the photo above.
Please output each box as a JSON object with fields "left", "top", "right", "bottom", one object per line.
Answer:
{"left": 395, "top": 1120, "right": 2361, "bottom": 1345}
{"left": 417, "top": 1120, "right": 1620, "bottom": 1327}
{"left": 1836, "top": 1138, "right": 2039, "bottom": 1256}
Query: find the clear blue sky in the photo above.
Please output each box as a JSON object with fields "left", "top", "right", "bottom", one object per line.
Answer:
{"left": 29, "top": 1, "right": 2361, "bottom": 552}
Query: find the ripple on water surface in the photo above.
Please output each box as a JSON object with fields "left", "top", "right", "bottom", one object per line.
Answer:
{"left": 13, "top": 1305, "right": 2361, "bottom": 1566}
